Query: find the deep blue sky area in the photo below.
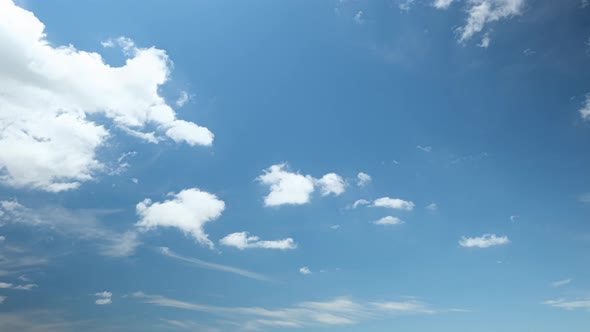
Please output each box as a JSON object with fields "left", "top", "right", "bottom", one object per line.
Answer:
{"left": 1, "top": 0, "right": 590, "bottom": 331}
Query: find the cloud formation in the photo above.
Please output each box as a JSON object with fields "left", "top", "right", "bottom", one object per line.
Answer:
{"left": 373, "top": 216, "right": 404, "bottom": 225}
{"left": 580, "top": 93, "right": 590, "bottom": 120}
{"left": 136, "top": 188, "right": 225, "bottom": 249}
{"left": 95, "top": 291, "right": 112, "bottom": 305}
{"left": 356, "top": 172, "right": 372, "bottom": 187}
{"left": 372, "top": 197, "right": 415, "bottom": 210}
{"left": 0, "top": 0, "right": 213, "bottom": 192}
{"left": 459, "top": 234, "right": 510, "bottom": 248}
{"left": 220, "top": 232, "right": 297, "bottom": 250}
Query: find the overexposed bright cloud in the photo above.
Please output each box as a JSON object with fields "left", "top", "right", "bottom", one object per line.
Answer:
{"left": 459, "top": 234, "right": 510, "bottom": 248}
{"left": 373, "top": 216, "right": 404, "bottom": 225}
{"left": 136, "top": 188, "right": 225, "bottom": 249}
{"left": 372, "top": 197, "right": 415, "bottom": 210}
{"left": 0, "top": 0, "right": 213, "bottom": 192}
{"left": 220, "top": 232, "right": 297, "bottom": 250}
{"left": 356, "top": 172, "right": 372, "bottom": 187}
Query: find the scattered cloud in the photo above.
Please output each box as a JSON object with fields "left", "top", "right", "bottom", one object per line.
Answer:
{"left": 523, "top": 48, "right": 535, "bottom": 56}
{"left": 580, "top": 94, "right": 590, "bottom": 121}
{"left": 416, "top": 145, "right": 433, "bottom": 152}
{"left": 0, "top": 1, "right": 213, "bottom": 192}
{"left": 220, "top": 232, "right": 297, "bottom": 250}
{"left": 131, "top": 178, "right": 139, "bottom": 184}
{"left": 330, "top": 224, "right": 341, "bottom": 230}
{"left": 356, "top": 172, "right": 372, "bottom": 187}
{"left": 136, "top": 188, "right": 225, "bottom": 249}
{"left": 159, "top": 247, "right": 271, "bottom": 282}
{"left": 374, "top": 216, "right": 404, "bottom": 225}
{"left": 95, "top": 291, "right": 112, "bottom": 305}
{"left": 299, "top": 266, "right": 312, "bottom": 275}
{"left": 399, "top": 0, "right": 416, "bottom": 11}
{"left": 133, "top": 292, "right": 457, "bottom": 330}
{"left": 175, "top": 91, "right": 191, "bottom": 107}
{"left": 257, "top": 164, "right": 346, "bottom": 207}
{"left": 354, "top": 10, "right": 365, "bottom": 24}
{"left": 459, "top": 234, "right": 510, "bottom": 248}
{"left": 0, "top": 296, "right": 5, "bottom": 304}
{"left": 433, "top": 0, "right": 456, "bottom": 9}
{"left": 351, "top": 199, "right": 371, "bottom": 209}
{"left": 510, "top": 215, "right": 518, "bottom": 222}
{"left": 543, "top": 298, "right": 590, "bottom": 310}
{"left": 426, "top": 203, "right": 438, "bottom": 211}
{"left": 551, "top": 278, "right": 572, "bottom": 287}
{"left": 316, "top": 173, "right": 346, "bottom": 196}
{"left": 478, "top": 32, "right": 491, "bottom": 48}
{"left": 372, "top": 197, "right": 415, "bottom": 211}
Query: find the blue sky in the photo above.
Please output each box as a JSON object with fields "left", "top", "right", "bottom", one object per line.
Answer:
{"left": 1, "top": 0, "right": 590, "bottom": 331}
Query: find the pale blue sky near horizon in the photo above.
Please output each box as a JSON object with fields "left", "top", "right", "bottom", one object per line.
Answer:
{"left": 1, "top": 0, "right": 590, "bottom": 331}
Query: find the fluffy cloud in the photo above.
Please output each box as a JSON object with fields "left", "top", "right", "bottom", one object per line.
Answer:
{"left": 452, "top": 0, "right": 526, "bottom": 44}
{"left": 459, "top": 234, "right": 510, "bottom": 248}
{"left": 0, "top": 282, "right": 37, "bottom": 291}
{"left": 580, "top": 94, "right": 590, "bottom": 120}
{"left": 374, "top": 216, "right": 404, "bottom": 225}
{"left": 95, "top": 291, "right": 112, "bottom": 305}
{"left": 133, "top": 292, "right": 453, "bottom": 330}
{"left": 433, "top": 0, "right": 456, "bottom": 9}
{"left": 299, "top": 266, "right": 312, "bottom": 275}
{"left": 352, "top": 199, "right": 371, "bottom": 209}
{"left": 220, "top": 232, "right": 297, "bottom": 250}
{"left": 356, "top": 172, "right": 372, "bottom": 187}
{"left": 354, "top": 11, "right": 365, "bottom": 24}
{"left": 316, "top": 173, "right": 346, "bottom": 196}
{"left": 257, "top": 164, "right": 345, "bottom": 207}
{"left": 426, "top": 203, "right": 438, "bottom": 211}
{"left": 0, "top": 0, "right": 213, "bottom": 192}
{"left": 372, "top": 197, "right": 415, "bottom": 210}
{"left": 136, "top": 188, "right": 225, "bottom": 249}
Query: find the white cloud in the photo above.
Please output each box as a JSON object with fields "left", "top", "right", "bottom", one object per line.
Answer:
{"left": 356, "top": 172, "right": 372, "bottom": 187}
{"left": 416, "top": 145, "right": 432, "bottom": 152}
{"left": 257, "top": 164, "right": 346, "bottom": 207}
{"left": 136, "top": 188, "right": 225, "bottom": 249}
{"left": 433, "top": 0, "right": 456, "bottom": 9}
{"left": 478, "top": 32, "right": 491, "bottom": 48}
{"left": 374, "top": 216, "right": 404, "bottom": 225}
{"left": 0, "top": 0, "right": 213, "bottom": 192}
{"left": 175, "top": 91, "right": 191, "bottom": 107}
{"left": 354, "top": 11, "right": 365, "bottom": 24}
{"left": 299, "top": 266, "right": 312, "bottom": 275}
{"left": 543, "top": 298, "right": 590, "bottom": 310}
{"left": 372, "top": 197, "right": 415, "bottom": 210}
{"left": 551, "top": 278, "right": 572, "bottom": 287}
{"left": 316, "top": 173, "right": 346, "bottom": 196}
{"left": 95, "top": 291, "right": 112, "bottom": 305}
{"left": 399, "top": 0, "right": 416, "bottom": 11}
{"left": 580, "top": 94, "right": 590, "bottom": 121}
{"left": 426, "top": 203, "right": 438, "bottom": 211}
{"left": 455, "top": 0, "right": 526, "bottom": 44}
{"left": 352, "top": 199, "right": 371, "bottom": 209}
{"left": 133, "top": 292, "right": 454, "bottom": 330}
{"left": 131, "top": 178, "right": 139, "bottom": 184}
{"left": 0, "top": 296, "right": 5, "bottom": 304}
{"left": 159, "top": 247, "right": 271, "bottom": 281}
{"left": 220, "top": 232, "right": 297, "bottom": 250}
{"left": 459, "top": 234, "right": 510, "bottom": 248}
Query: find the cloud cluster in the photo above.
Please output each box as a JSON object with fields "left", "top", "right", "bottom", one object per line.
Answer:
{"left": 356, "top": 172, "right": 372, "bottom": 187}
{"left": 257, "top": 164, "right": 345, "bottom": 207}
{"left": 0, "top": 282, "right": 37, "bottom": 291}
{"left": 0, "top": 0, "right": 213, "bottom": 192}
{"left": 372, "top": 197, "right": 415, "bottom": 210}
{"left": 219, "top": 232, "right": 297, "bottom": 250}
{"left": 136, "top": 188, "right": 225, "bottom": 249}
{"left": 459, "top": 234, "right": 510, "bottom": 248}
{"left": 95, "top": 291, "right": 112, "bottom": 305}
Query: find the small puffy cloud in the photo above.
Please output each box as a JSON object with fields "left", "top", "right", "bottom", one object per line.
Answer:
{"left": 299, "top": 266, "right": 312, "bottom": 275}
{"left": 416, "top": 145, "right": 432, "bottom": 152}
{"left": 399, "top": 0, "right": 416, "bottom": 11}
{"left": 580, "top": 94, "right": 590, "bottom": 120}
{"left": 316, "top": 173, "right": 346, "bottom": 196}
{"left": 478, "top": 32, "right": 491, "bottom": 48}
{"left": 433, "top": 0, "right": 455, "bottom": 9}
{"left": 551, "top": 278, "right": 572, "bottom": 287}
{"left": 456, "top": 0, "right": 526, "bottom": 44}
{"left": 175, "top": 91, "right": 191, "bottom": 108}
{"left": 220, "top": 232, "right": 297, "bottom": 250}
{"left": 354, "top": 11, "right": 365, "bottom": 24}
{"left": 136, "top": 188, "right": 225, "bottom": 249}
{"left": 510, "top": 215, "right": 518, "bottom": 222}
{"left": 131, "top": 178, "right": 139, "bottom": 184}
{"left": 372, "top": 197, "right": 415, "bottom": 211}
{"left": 426, "top": 203, "right": 438, "bottom": 211}
{"left": 374, "top": 216, "right": 404, "bottom": 225}
{"left": 95, "top": 291, "right": 112, "bottom": 305}
{"left": 257, "top": 164, "right": 346, "bottom": 207}
{"left": 0, "top": 1, "right": 213, "bottom": 192}
{"left": 459, "top": 234, "right": 510, "bottom": 248}
{"left": 356, "top": 172, "right": 372, "bottom": 187}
